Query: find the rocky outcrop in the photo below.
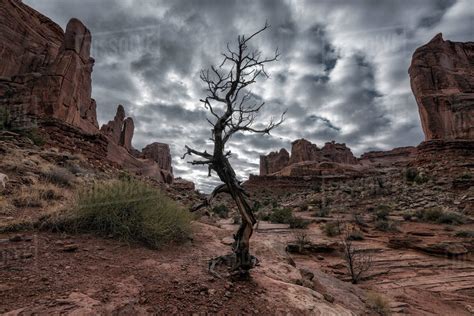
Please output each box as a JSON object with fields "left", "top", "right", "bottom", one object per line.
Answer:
{"left": 259, "top": 139, "right": 358, "bottom": 176}
{"left": 101, "top": 105, "right": 135, "bottom": 152}
{"left": 0, "top": 0, "right": 178, "bottom": 184}
{"left": 260, "top": 149, "right": 290, "bottom": 176}
{"left": 289, "top": 139, "right": 322, "bottom": 164}
{"left": 141, "top": 143, "right": 173, "bottom": 173}
{"left": 359, "top": 146, "right": 417, "bottom": 166}
{"left": 409, "top": 33, "right": 474, "bottom": 141}
{"left": 0, "top": 1, "right": 98, "bottom": 134}
{"left": 321, "top": 141, "right": 357, "bottom": 164}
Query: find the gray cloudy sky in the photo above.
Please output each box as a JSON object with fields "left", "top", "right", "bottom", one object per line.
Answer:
{"left": 25, "top": 0, "right": 473, "bottom": 192}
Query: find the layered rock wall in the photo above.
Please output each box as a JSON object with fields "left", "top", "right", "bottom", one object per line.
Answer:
{"left": 409, "top": 33, "right": 474, "bottom": 141}
{"left": 0, "top": 0, "right": 177, "bottom": 184}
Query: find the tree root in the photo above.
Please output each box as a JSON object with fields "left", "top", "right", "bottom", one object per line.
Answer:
{"left": 208, "top": 253, "right": 259, "bottom": 279}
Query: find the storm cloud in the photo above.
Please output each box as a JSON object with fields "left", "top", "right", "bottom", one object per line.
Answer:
{"left": 25, "top": 0, "right": 473, "bottom": 191}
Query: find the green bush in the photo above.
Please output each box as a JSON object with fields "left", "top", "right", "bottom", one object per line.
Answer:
{"left": 415, "top": 208, "right": 466, "bottom": 225}
{"left": 269, "top": 208, "right": 309, "bottom": 229}
{"left": 402, "top": 211, "right": 413, "bottom": 221}
{"left": 454, "top": 230, "right": 474, "bottom": 238}
{"left": 314, "top": 207, "right": 330, "bottom": 218}
{"left": 346, "top": 230, "right": 364, "bottom": 241}
{"left": 374, "top": 205, "right": 391, "bottom": 220}
{"left": 212, "top": 204, "right": 229, "bottom": 218}
{"left": 405, "top": 167, "right": 418, "bottom": 182}
{"left": 288, "top": 217, "right": 310, "bottom": 229}
{"left": 42, "top": 179, "right": 192, "bottom": 248}
{"left": 269, "top": 208, "right": 293, "bottom": 224}
{"left": 323, "top": 222, "right": 341, "bottom": 237}
{"left": 374, "top": 220, "right": 399, "bottom": 232}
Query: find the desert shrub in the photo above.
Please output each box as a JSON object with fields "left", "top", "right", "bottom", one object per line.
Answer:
{"left": 415, "top": 208, "right": 466, "bottom": 225}
{"left": 314, "top": 207, "right": 330, "bottom": 217}
{"left": 294, "top": 231, "right": 310, "bottom": 252}
{"left": 299, "top": 201, "right": 309, "bottom": 212}
{"left": 402, "top": 211, "right": 413, "bottom": 221}
{"left": 64, "top": 161, "right": 86, "bottom": 175}
{"left": 353, "top": 213, "right": 368, "bottom": 227}
{"left": 324, "top": 221, "right": 341, "bottom": 237}
{"left": 271, "top": 199, "right": 279, "bottom": 208}
{"left": 414, "top": 173, "right": 428, "bottom": 184}
{"left": 21, "top": 128, "right": 45, "bottom": 146}
{"left": 405, "top": 167, "right": 418, "bottom": 182}
{"left": 252, "top": 200, "right": 261, "bottom": 212}
{"left": 0, "top": 107, "right": 12, "bottom": 130}
{"left": 454, "top": 230, "right": 474, "bottom": 238}
{"left": 13, "top": 190, "right": 43, "bottom": 208}
{"left": 42, "top": 179, "right": 192, "bottom": 248}
{"left": 366, "top": 292, "right": 391, "bottom": 316}
{"left": 269, "top": 208, "right": 309, "bottom": 228}
{"left": 374, "top": 220, "right": 399, "bottom": 232}
{"left": 288, "top": 217, "right": 310, "bottom": 229}
{"left": 459, "top": 173, "right": 472, "bottom": 180}
{"left": 269, "top": 208, "right": 293, "bottom": 224}
{"left": 42, "top": 166, "right": 74, "bottom": 187}
{"left": 212, "top": 204, "right": 229, "bottom": 218}
{"left": 346, "top": 230, "right": 365, "bottom": 241}
{"left": 374, "top": 204, "right": 391, "bottom": 220}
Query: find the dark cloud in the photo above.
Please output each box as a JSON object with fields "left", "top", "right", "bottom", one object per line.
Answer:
{"left": 24, "top": 0, "right": 468, "bottom": 191}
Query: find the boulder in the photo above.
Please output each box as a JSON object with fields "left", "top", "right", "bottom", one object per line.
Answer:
{"left": 409, "top": 33, "right": 474, "bottom": 140}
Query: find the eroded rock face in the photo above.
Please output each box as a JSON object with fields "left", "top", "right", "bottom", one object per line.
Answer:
{"left": 260, "top": 148, "right": 290, "bottom": 176}
{"left": 259, "top": 139, "right": 358, "bottom": 176}
{"left": 409, "top": 33, "right": 474, "bottom": 140}
{"left": 141, "top": 143, "right": 173, "bottom": 173}
{"left": 359, "top": 146, "right": 417, "bottom": 166}
{"left": 321, "top": 141, "right": 357, "bottom": 165}
{"left": 0, "top": 1, "right": 178, "bottom": 185}
{"left": 0, "top": 4, "right": 98, "bottom": 134}
{"left": 289, "top": 139, "right": 322, "bottom": 164}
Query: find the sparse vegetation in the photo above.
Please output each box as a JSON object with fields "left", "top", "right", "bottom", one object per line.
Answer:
{"left": 342, "top": 228, "right": 373, "bottom": 284}
{"left": 454, "top": 230, "right": 474, "bottom": 238}
{"left": 294, "top": 231, "right": 310, "bottom": 252}
{"left": 366, "top": 292, "right": 391, "bottom": 315}
{"left": 324, "top": 221, "right": 341, "bottom": 237}
{"left": 415, "top": 208, "right": 466, "bottom": 225}
{"left": 374, "top": 220, "right": 399, "bottom": 232}
{"left": 402, "top": 211, "right": 413, "bottom": 221}
{"left": 374, "top": 204, "right": 391, "bottom": 220}
{"left": 41, "top": 179, "right": 193, "bottom": 248}
{"left": 314, "top": 207, "right": 331, "bottom": 217}
{"left": 268, "top": 207, "right": 309, "bottom": 228}
{"left": 211, "top": 204, "right": 229, "bottom": 218}
{"left": 346, "top": 230, "right": 365, "bottom": 241}
{"left": 405, "top": 167, "right": 418, "bottom": 182}
{"left": 42, "top": 166, "right": 74, "bottom": 187}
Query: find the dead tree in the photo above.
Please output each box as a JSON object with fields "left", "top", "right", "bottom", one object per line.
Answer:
{"left": 341, "top": 228, "right": 373, "bottom": 284}
{"left": 183, "top": 23, "right": 285, "bottom": 277}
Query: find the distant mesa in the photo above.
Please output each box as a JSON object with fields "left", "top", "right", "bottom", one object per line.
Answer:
{"left": 0, "top": 0, "right": 180, "bottom": 185}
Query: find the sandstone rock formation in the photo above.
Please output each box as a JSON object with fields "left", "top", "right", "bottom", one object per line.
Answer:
{"left": 409, "top": 33, "right": 474, "bottom": 141}
{"left": 289, "top": 139, "right": 322, "bottom": 164}
{"left": 321, "top": 141, "right": 358, "bottom": 164}
{"left": 260, "top": 149, "right": 290, "bottom": 176}
{"left": 141, "top": 142, "right": 173, "bottom": 173}
{"left": 359, "top": 146, "right": 417, "bottom": 166}
{"left": 0, "top": 1, "right": 98, "bottom": 133}
{"left": 101, "top": 105, "right": 135, "bottom": 152}
{"left": 259, "top": 139, "right": 357, "bottom": 176}
{"left": 0, "top": 0, "right": 182, "bottom": 185}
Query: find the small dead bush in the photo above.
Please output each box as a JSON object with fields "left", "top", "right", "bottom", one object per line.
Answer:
{"left": 366, "top": 292, "right": 391, "bottom": 315}
{"left": 324, "top": 221, "right": 341, "bottom": 237}
{"left": 42, "top": 166, "right": 74, "bottom": 187}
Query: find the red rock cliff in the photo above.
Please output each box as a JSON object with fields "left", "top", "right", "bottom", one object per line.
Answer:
{"left": 409, "top": 33, "right": 474, "bottom": 141}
